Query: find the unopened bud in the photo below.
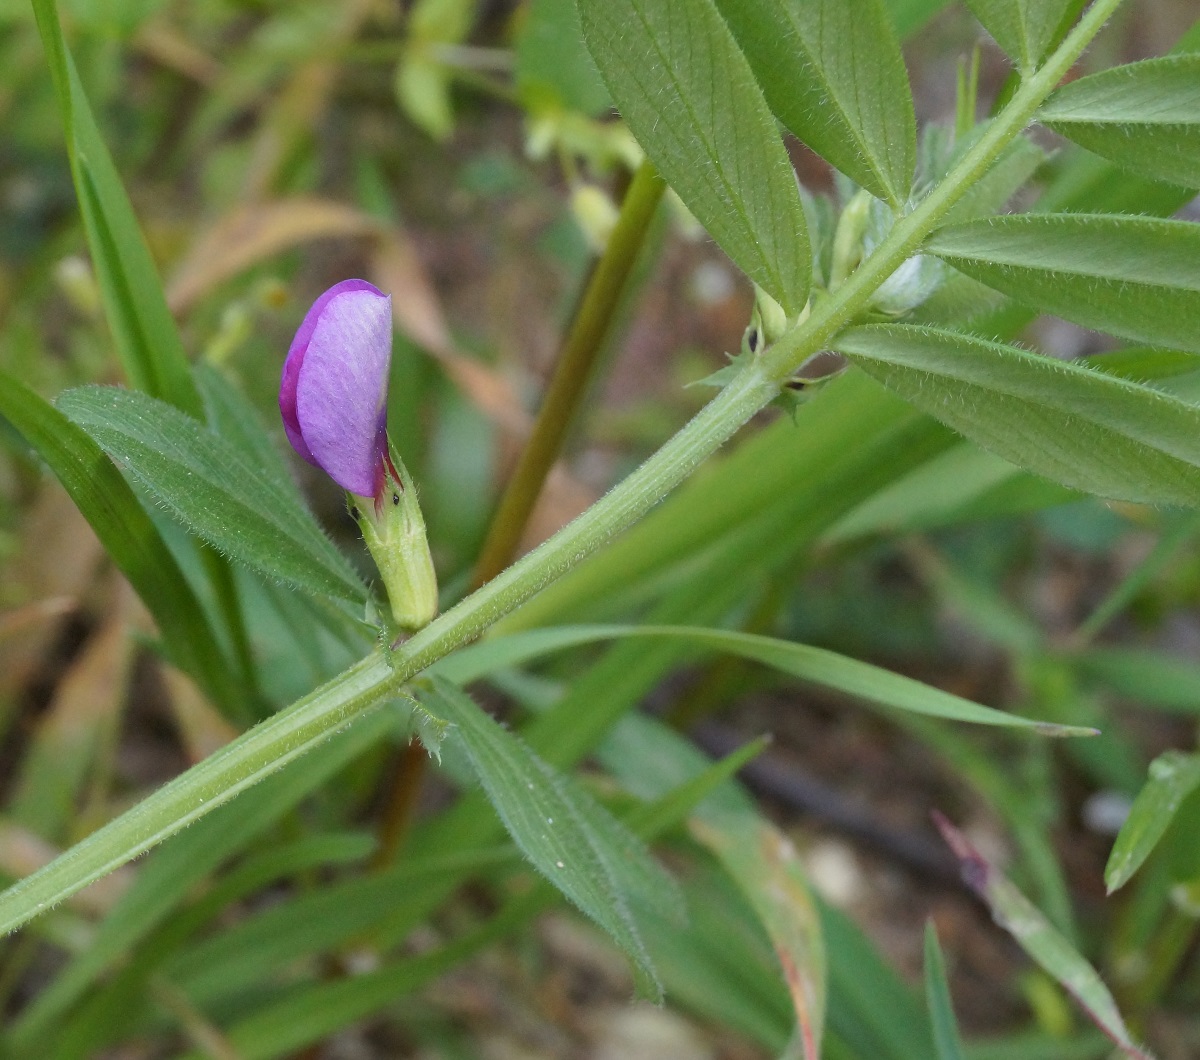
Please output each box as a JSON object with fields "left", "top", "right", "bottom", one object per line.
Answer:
{"left": 571, "top": 184, "right": 619, "bottom": 253}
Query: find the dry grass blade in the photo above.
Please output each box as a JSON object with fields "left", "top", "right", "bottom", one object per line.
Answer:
{"left": 161, "top": 666, "right": 240, "bottom": 763}
{"left": 692, "top": 816, "right": 826, "bottom": 1059}
{"left": 167, "top": 198, "right": 382, "bottom": 314}
{"left": 0, "top": 489, "right": 102, "bottom": 703}
{"left": 8, "top": 579, "right": 137, "bottom": 843}
{"left": 132, "top": 20, "right": 222, "bottom": 86}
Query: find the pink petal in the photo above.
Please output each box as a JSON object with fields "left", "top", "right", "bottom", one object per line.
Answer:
{"left": 280, "top": 279, "right": 383, "bottom": 468}
{"left": 292, "top": 280, "right": 392, "bottom": 497}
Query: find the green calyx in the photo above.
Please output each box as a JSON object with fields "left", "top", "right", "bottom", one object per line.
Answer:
{"left": 351, "top": 446, "right": 439, "bottom": 634}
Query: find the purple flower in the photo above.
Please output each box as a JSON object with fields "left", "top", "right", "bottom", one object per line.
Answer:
{"left": 280, "top": 279, "right": 393, "bottom": 499}
{"left": 280, "top": 278, "right": 438, "bottom": 630}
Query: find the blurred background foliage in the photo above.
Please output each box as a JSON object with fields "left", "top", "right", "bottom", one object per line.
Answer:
{"left": 1, "top": 0, "right": 1200, "bottom": 1057}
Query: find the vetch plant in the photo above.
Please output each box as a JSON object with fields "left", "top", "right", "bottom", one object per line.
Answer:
{"left": 280, "top": 278, "right": 438, "bottom": 632}
{"left": 1, "top": 0, "right": 1199, "bottom": 1056}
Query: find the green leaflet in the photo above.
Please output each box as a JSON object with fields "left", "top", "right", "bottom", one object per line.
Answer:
{"left": 1105, "top": 751, "right": 1200, "bottom": 893}
{"left": 835, "top": 324, "right": 1200, "bottom": 506}
{"left": 0, "top": 370, "right": 241, "bottom": 717}
{"left": 963, "top": 0, "right": 1078, "bottom": 70}
{"left": 716, "top": 0, "right": 915, "bottom": 208}
{"left": 57, "top": 386, "right": 367, "bottom": 607}
{"left": 1039, "top": 55, "right": 1200, "bottom": 190}
{"left": 195, "top": 363, "right": 308, "bottom": 510}
{"left": 418, "top": 676, "right": 681, "bottom": 999}
{"left": 925, "top": 214, "right": 1200, "bottom": 354}
{"left": 885, "top": 0, "right": 953, "bottom": 37}
{"left": 577, "top": 0, "right": 810, "bottom": 314}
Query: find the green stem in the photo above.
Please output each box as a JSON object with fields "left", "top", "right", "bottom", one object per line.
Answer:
{"left": 0, "top": 0, "right": 1125, "bottom": 934}
{"left": 472, "top": 160, "right": 666, "bottom": 587}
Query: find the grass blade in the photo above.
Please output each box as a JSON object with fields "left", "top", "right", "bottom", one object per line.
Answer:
{"left": 963, "top": 0, "right": 1077, "bottom": 70}
{"left": 31, "top": 0, "right": 202, "bottom": 417}
{"left": 924, "top": 921, "right": 966, "bottom": 1060}
{"left": 936, "top": 814, "right": 1154, "bottom": 1060}
{"left": 437, "top": 624, "right": 1098, "bottom": 736}
{"left": 1105, "top": 751, "right": 1200, "bottom": 893}
{"left": 717, "top": 0, "right": 915, "bottom": 207}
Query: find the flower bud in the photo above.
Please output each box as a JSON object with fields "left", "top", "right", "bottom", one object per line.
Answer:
{"left": 281, "top": 279, "right": 437, "bottom": 631}
{"left": 741, "top": 285, "right": 794, "bottom": 357}
{"left": 350, "top": 443, "right": 438, "bottom": 634}
{"left": 571, "top": 184, "right": 619, "bottom": 253}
